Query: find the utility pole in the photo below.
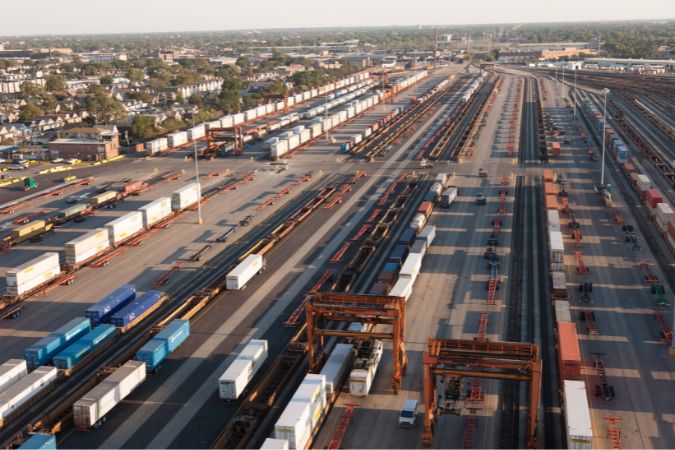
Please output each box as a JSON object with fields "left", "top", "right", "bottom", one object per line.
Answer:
{"left": 600, "top": 88, "right": 610, "bottom": 188}
{"left": 193, "top": 117, "right": 203, "bottom": 225}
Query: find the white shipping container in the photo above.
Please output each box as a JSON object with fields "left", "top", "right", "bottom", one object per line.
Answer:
{"left": 167, "top": 131, "right": 187, "bottom": 148}
{"left": 256, "top": 105, "right": 267, "bottom": 117}
{"left": 187, "top": 125, "right": 205, "bottom": 141}
{"left": 139, "top": 197, "right": 172, "bottom": 228}
{"left": 105, "top": 211, "right": 143, "bottom": 245}
{"left": 271, "top": 140, "right": 289, "bottom": 160}
{"left": 636, "top": 174, "right": 650, "bottom": 192}
{"left": 261, "top": 438, "right": 290, "bottom": 450}
{"left": 226, "top": 254, "right": 264, "bottom": 290}
{"left": 419, "top": 225, "right": 436, "bottom": 247}
{"left": 549, "top": 230, "right": 565, "bottom": 264}
{"left": 73, "top": 360, "right": 146, "bottom": 429}
{"left": 221, "top": 115, "right": 234, "bottom": 128}
{"left": 265, "top": 104, "right": 275, "bottom": 114}
{"left": 218, "top": 359, "right": 253, "bottom": 400}
{"left": 319, "top": 344, "right": 354, "bottom": 397}
{"left": 171, "top": 183, "right": 201, "bottom": 211}
{"left": 6, "top": 266, "right": 61, "bottom": 297}
{"left": 547, "top": 210, "right": 561, "bottom": 230}
{"left": 240, "top": 339, "right": 268, "bottom": 367}
{"left": 299, "top": 129, "right": 311, "bottom": 144}
{"left": 288, "top": 134, "right": 300, "bottom": 150}
{"left": 5, "top": 252, "right": 60, "bottom": 289}
{"left": 309, "top": 123, "right": 323, "bottom": 139}
{"left": 233, "top": 113, "right": 245, "bottom": 125}
{"left": 409, "top": 213, "right": 426, "bottom": 231}
{"left": 274, "top": 400, "right": 311, "bottom": 449}
{"left": 244, "top": 109, "right": 258, "bottom": 121}
{"left": 389, "top": 276, "right": 414, "bottom": 301}
{"left": 0, "top": 366, "right": 57, "bottom": 420}
{"left": 291, "top": 374, "right": 327, "bottom": 430}
{"left": 0, "top": 359, "right": 28, "bottom": 393}
{"left": 563, "top": 380, "right": 593, "bottom": 449}
{"left": 349, "top": 340, "right": 383, "bottom": 396}
{"left": 207, "top": 120, "right": 221, "bottom": 130}
{"left": 276, "top": 101, "right": 285, "bottom": 111}
{"left": 656, "top": 203, "right": 674, "bottom": 228}
{"left": 554, "top": 300, "right": 572, "bottom": 323}
{"left": 400, "top": 253, "right": 423, "bottom": 280}
{"left": 65, "top": 229, "right": 111, "bottom": 265}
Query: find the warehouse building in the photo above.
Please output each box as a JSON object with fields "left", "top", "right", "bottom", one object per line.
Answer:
{"left": 48, "top": 126, "right": 120, "bottom": 161}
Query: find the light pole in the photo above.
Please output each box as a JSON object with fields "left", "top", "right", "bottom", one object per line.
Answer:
{"left": 600, "top": 88, "right": 610, "bottom": 188}
{"left": 573, "top": 67, "right": 577, "bottom": 120}
{"left": 193, "top": 117, "right": 203, "bottom": 225}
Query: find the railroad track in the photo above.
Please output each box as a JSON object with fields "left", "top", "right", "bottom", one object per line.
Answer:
{"left": 0, "top": 174, "right": 342, "bottom": 447}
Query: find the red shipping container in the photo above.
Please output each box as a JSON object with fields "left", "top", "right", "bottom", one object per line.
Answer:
{"left": 544, "top": 182, "right": 558, "bottom": 196}
{"left": 551, "top": 142, "right": 561, "bottom": 156}
{"left": 545, "top": 194, "right": 559, "bottom": 211}
{"left": 543, "top": 169, "right": 554, "bottom": 183}
{"left": 120, "top": 180, "right": 143, "bottom": 194}
{"left": 557, "top": 322, "right": 581, "bottom": 380}
{"left": 645, "top": 189, "right": 663, "bottom": 209}
{"left": 417, "top": 201, "right": 433, "bottom": 217}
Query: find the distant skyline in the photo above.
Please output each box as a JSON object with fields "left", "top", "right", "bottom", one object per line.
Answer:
{"left": 3, "top": 0, "right": 674, "bottom": 36}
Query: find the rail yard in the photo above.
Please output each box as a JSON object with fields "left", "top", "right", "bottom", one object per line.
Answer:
{"left": 0, "top": 59, "right": 673, "bottom": 450}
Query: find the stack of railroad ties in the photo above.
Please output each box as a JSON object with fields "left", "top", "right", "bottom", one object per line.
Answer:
{"left": 2, "top": 182, "right": 201, "bottom": 301}
{"left": 582, "top": 99, "right": 675, "bottom": 253}
{"left": 543, "top": 168, "right": 594, "bottom": 449}
{"left": 143, "top": 72, "right": 373, "bottom": 155}
{"left": 260, "top": 173, "right": 451, "bottom": 450}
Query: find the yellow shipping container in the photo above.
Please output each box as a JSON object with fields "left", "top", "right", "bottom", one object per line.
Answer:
{"left": 11, "top": 220, "right": 46, "bottom": 240}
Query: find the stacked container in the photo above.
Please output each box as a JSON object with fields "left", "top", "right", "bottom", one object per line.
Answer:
{"left": 105, "top": 211, "right": 143, "bottom": 245}
{"left": 348, "top": 339, "right": 383, "bottom": 396}
{"left": 139, "top": 197, "right": 172, "bottom": 228}
{"left": 65, "top": 228, "right": 111, "bottom": 266}
{"left": 167, "top": 131, "right": 187, "bottom": 148}
{"left": 171, "top": 183, "right": 200, "bottom": 211}
{"left": 85, "top": 285, "right": 136, "bottom": 326}
{"left": 5, "top": 252, "right": 62, "bottom": 297}
{"left": 135, "top": 320, "right": 190, "bottom": 372}
{"left": 655, "top": 203, "right": 673, "bottom": 235}
{"left": 18, "top": 433, "right": 56, "bottom": 449}
{"left": 109, "top": 290, "right": 164, "bottom": 330}
{"left": 24, "top": 318, "right": 91, "bottom": 368}
{"left": 73, "top": 360, "right": 146, "bottom": 429}
{"left": 53, "top": 324, "right": 117, "bottom": 370}
{"left": 218, "top": 339, "right": 268, "bottom": 400}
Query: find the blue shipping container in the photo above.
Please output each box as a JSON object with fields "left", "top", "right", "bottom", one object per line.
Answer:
{"left": 52, "top": 324, "right": 118, "bottom": 369}
{"left": 135, "top": 319, "right": 190, "bottom": 371}
{"left": 110, "top": 291, "right": 163, "bottom": 328}
{"left": 340, "top": 142, "right": 350, "bottom": 152}
{"left": 135, "top": 339, "right": 167, "bottom": 372}
{"left": 53, "top": 342, "right": 91, "bottom": 369}
{"left": 383, "top": 262, "right": 399, "bottom": 273}
{"left": 24, "top": 317, "right": 91, "bottom": 368}
{"left": 85, "top": 285, "right": 136, "bottom": 326}
{"left": 154, "top": 320, "right": 190, "bottom": 353}
{"left": 18, "top": 433, "right": 56, "bottom": 450}
{"left": 398, "top": 228, "right": 416, "bottom": 246}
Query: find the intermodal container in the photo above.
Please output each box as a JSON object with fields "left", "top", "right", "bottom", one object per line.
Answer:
{"left": 24, "top": 317, "right": 91, "bottom": 368}
{"left": 554, "top": 300, "right": 572, "bottom": 324}
{"left": 400, "top": 253, "right": 423, "bottom": 281}
{"left": 53, "top": 324, "right": 117, "bottom": 369}
{"left": 0, "top": 366, "right": 57, "bottom": 421}
{"left": 85, "top": 285, "right": 136, "bottom": 326}
{"left": 0, "top": 359, "right": 28, "bottom": 393}
{"left": 544, "top": 182, "right": 558, "bottom": 196}
{"left": 319, "top": 343, "right": 354, "bottom": 398}
{"left": 418, "top": 225, "right": 436, "bottom": 248}
{"left": 388, "top": 245, "right": 408, "bottom": 265}
{"left": 11, "top": 220, "right": 47, "bottom": 241}
{"left": 563, "top": 380, "right": 593, "bottom": 449}
{"left": 139, "top": 197, "right": 172, "bottom": 228}
{"left": 109, "top": 291, "right": 163, "bottom": 328}
{"left": 73, "top": 360, "right": 146, "bottom": 429}
{"left": 261, "top": 438, "right": 289, "bottom": 450}
{"left": 90, "top": 191, "right": 117, "bottom": 207}
{"left": 543, "top": 169, "right": 554, "bottom": 182}
{"left": 134, "top": 320, "right": 189, "bottom": 372}
{"left": 65, "top": 228, "right": 111, "bottom": 266}
{"left": 417, "top": 201, "right": 433, "bottom": 217}
{"left": 226, "top": 254, "right": 264, "bottom": 290}
{"left": 645, "top": 189, "right": 663, "bottom": 209}
{"left": 18, "top": 433, "right": 56, "bottom": 449}
{"left": 219, "top": 339, "right": 268, "bottom": 400}
{"left": 171, "top": 183, "right": 201, "bottom": 211}
{"left": 5, "top": 252, "right": 61, "bottom": 297}
{"left": 545, "top": 194, "right": 559, "bottom": 210}
{"left": 557, "top": 322, "right": 581, "bottom": 380}
{"left": 105, "top": 211, "right": 143, "bottom": 245}
{"left": 398, "top": 228, "right": 416, "bottom": 246}
{"left": 389, "top": 276, "right": 414, "bottom": 301}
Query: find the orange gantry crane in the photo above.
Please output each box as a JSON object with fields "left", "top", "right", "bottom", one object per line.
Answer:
{"left": 422, "top": 339, "right": 542, "bottom": 449}
{"left": 306, "top": 292, "right": 407, "bottom": 392}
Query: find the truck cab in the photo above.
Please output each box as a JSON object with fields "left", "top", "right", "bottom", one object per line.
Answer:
{"left": 476, "top": 193, "right": 487, "bottom": 205}
{"left": 478, "top": 168, "right": 488, "bottom": 177}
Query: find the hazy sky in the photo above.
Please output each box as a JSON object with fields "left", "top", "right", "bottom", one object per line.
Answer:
{"left": 4, "top": 0, "right": 674, "bottom": 36}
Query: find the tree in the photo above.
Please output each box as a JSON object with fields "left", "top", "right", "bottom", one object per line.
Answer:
{"left": 130, "top": 115, "right": 159, "bottom": 140}
{"left": 19, "top": 103, "right": 45, "bottom": 122}
{"left": 236, "top": 56, "right": 252, "bottom": 75}
{"left": 161, "top": 117, "right": 186, "bottom": 132}
{"left": 100, "top": 75, "right": 114, "bottom": 86}
{"left": 45, "top": 74, "right": 67, "bottom": 91}
{"left": 20, "top": 81, "right": 46, "bottom": 98}
{"left": 215, "top": 76, "right": 243, "bottom": 114}
{"left": 127, "top": 68, "right": 145, "bottom": 83}
{"left": 84, "top": 86, "right": 126, "bottom": 123}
